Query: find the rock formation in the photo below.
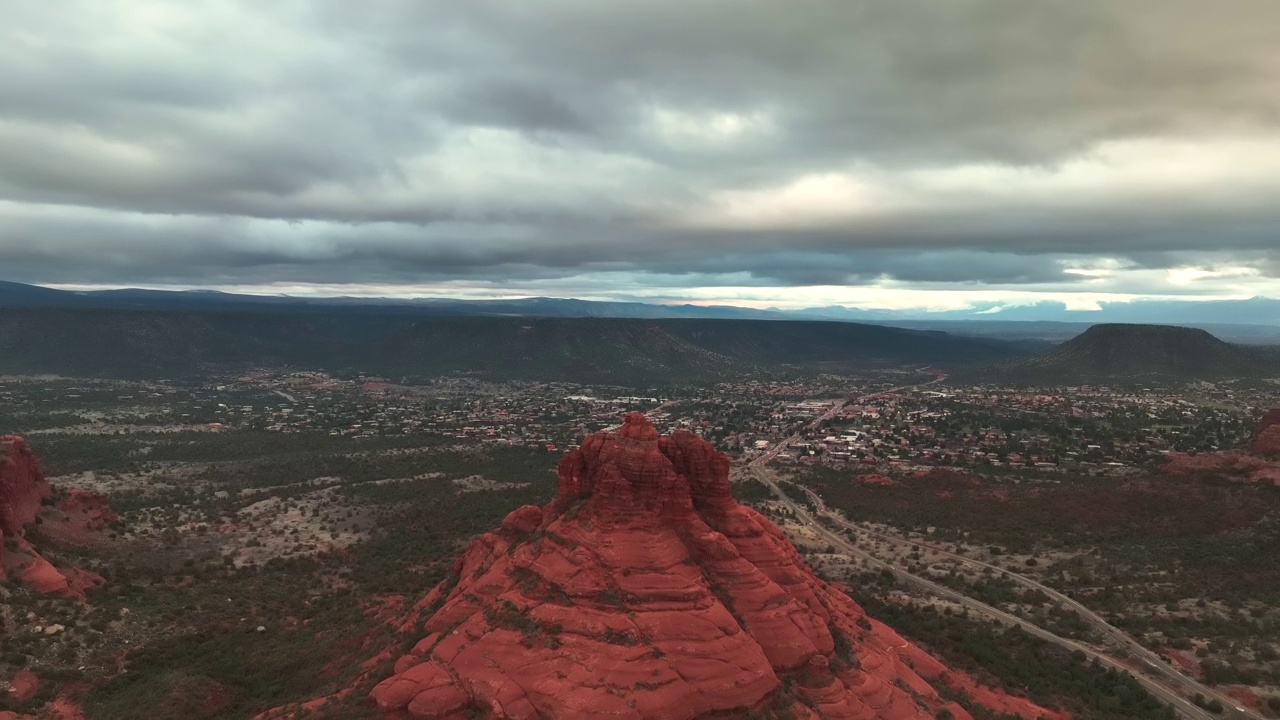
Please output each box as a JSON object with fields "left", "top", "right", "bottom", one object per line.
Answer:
{"left": 1252, "top": 409, "right": 1280, "bottom": 458}
{"left": 1164, "top": 410, "right": 1280, "bottom": 485}
{"left": 371, "top": 414, "right": 1057, "bottom": 720}
{"left": 0, "top": 435, "right": 105, "bottom": 599}
{"left": 0, "top": 435, "right": 50, "bottom": 538}
{"left": 1006, "top": 323, "right": 1267, "bottom": 383}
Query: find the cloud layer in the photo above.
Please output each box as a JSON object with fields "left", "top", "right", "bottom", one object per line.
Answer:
{"left": 3, "top": 0, "right": 1280, "bottom": 306}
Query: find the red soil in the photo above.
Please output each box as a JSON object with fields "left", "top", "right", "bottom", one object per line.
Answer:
{"left": 1160, "top": 649, "right": 1202, "bottom": 678}
{"left": 46, "top": 697, "right": 88, "bottom": 720}
{"left": 1221, "top": 685, "right": 1262, "bottom": 712}
{"left": 7, "top": 669, "right": 39, "bottom": 702}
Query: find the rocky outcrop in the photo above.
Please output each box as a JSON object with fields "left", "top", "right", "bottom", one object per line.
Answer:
{"left": 0, "top": 435, "right": 51, "bottom": 538}
{"left": 1164, "top": 410, "right": 1280, "bottom": 485}
{"left": 371, "top": 414, "right": 1058, "bottom": 720}
{"left": 1, "top": 436, "right": 104, "bottom": 599}
{"left": 1, "top": 435, "right": 53, "bottom": 590}
{"left": 1252, "top": 409, "right": 1280, "bottom": 458}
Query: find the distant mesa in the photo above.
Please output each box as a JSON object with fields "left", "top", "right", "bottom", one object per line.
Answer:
{"left": 0, "top": 435, "right": 110, "bottom": 599}
{"left": 364, "top": 414, "right": 1057, "bottom": 720}
{"left": 1004, "top": 323, "right": 1270, "bottom": 382}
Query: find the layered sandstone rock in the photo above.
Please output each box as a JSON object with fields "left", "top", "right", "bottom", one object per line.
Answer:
{"left": 1, "top": 435, "right": 52, "bottom": 589}
{"left": 1, "top": 435, "right": 104, "bottom": 599}
{"left": 371, "top": 414, "right": 1058, "bottom": 720}
{"left": 0, "top": 435, "right": 51, "bottom": 537}
{"left": 1165, "top": 410, "right": 1280, "bottom": 485}
{"left": 1252, "top": 409, "right": 1280, "bottom": 458}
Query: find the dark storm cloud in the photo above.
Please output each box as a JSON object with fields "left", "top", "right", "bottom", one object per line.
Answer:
{"left": 1, "top": 0, "right": 1279, "bottom": 293}
{"left": 438, "top": 80, "right": 594, "bottom": 135}
{"left": 0, "top": 205, "right": 1182, "bottom": 289}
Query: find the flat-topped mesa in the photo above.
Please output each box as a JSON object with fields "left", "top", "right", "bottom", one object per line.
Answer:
{"left": 368, "top": 415, "right": 1059, "bottom": 720}
{"left": 1253, "top": 409, "right": 1280, "bottom": 458}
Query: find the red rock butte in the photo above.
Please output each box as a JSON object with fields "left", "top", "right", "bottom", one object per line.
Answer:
{"left": 371, "top": 414, "right": 1057, "bottom": 720}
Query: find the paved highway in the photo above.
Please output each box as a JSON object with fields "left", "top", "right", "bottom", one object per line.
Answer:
{"left": 749, "top": 464, "right": 1220, "bottom": 720}
{"left": 789, "top": 483, "right": 1258, "bottom": 720}
{"left": 746, "top": 377, "right": 1254, "bottom": 720}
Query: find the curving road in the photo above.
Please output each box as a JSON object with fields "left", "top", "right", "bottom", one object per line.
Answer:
{"left": 749, "top": 463, "right": 1220, "bottom": 720}
{"left": 790, "top": 482, "right": 1258, "bottom": 720}
{"left": 746, "top": 377, "right": 1256, "bottom": 720}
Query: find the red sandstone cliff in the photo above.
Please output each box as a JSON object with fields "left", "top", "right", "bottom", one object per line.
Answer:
{"left": 370, "top": 415, "right": 1059, "bottom": 720}
{"left": 1164, "top": 409, "right": 1280, "bottom": 485}
{"left": 0, "top": 435, "right": 107, "bottom": 599}
{"left": 0, "top": 435, "right": 50, "bottom": 537}
{"left": 1252, "top": 409, "right": 1280, "bottom": 458}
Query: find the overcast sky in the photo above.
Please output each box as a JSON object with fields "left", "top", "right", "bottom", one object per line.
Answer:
{"left": 3, "top": 0, "right": 1279, "bottom": 310}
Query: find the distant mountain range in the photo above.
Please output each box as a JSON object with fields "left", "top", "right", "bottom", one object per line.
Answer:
{"left": 0, "top": 288, "right": 1273, "bottom": 384}
{"left": 0, "top": 307, "right": 1029, "bottom": 385}
{"left": 0, "top": 281, "right": 784, "bottom": 319}
{"left": 4, "top": 281, "right": 1280, "bottom": 343}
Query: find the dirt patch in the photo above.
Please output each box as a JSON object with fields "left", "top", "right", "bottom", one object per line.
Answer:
{"left": 450, "top": 474, "right": 530, "bottom": 493}
{"left": 157, "top": 675, "right": 236, "bottom": 720}
{"left": 232, "top": 488, "right": 371, "bottom": 567}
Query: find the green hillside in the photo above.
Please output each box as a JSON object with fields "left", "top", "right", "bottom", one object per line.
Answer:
{"left": 0, "top": 308, "right": 1027, "bottom": 385}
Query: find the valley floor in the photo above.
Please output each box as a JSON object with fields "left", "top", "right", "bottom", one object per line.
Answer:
{"left": 2, "top": 370, "right": 1278, "bottom": 719}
